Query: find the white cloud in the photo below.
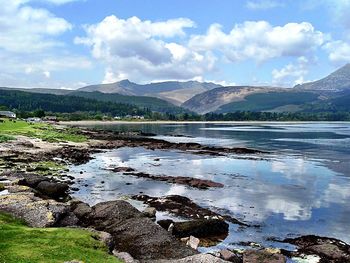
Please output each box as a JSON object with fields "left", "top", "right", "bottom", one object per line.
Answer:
{"left": 272, "top": 56, "right": 311, "bottom": 87}
{"left": 323, "top": 40, "right": 350, "bottom": 65}
{"left": 0, "top": 0, "right": 72, "bottom": 53}
{"left": 76, "top": 15, "right": 216, "bottom": 83}
{"left": 246, "top": 0, "right": 284, "bottom": 10}
{"left": 189, "top": 21, "right": 324, "bottom": 63}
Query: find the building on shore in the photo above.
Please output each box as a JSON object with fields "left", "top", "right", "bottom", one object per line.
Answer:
{"left": 0, "top": 111, "right": 16, "bottom": 119}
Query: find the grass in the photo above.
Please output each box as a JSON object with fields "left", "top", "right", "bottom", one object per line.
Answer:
{"left": 0, "top": 134, "right": 15, "bottom": 143}
{"left": 0, "top": 212, "right": 121, "bottom": 263}
{"left": 0, "top": 119, "right": 87, "bottom": 143}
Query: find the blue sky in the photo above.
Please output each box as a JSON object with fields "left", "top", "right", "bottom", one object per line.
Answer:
{"left": 1, "top": 0, "right": 350, "bottom": 89}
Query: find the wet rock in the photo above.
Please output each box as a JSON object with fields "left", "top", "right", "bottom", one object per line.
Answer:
{"left": 18, "top": 173, "right": 47, "bottom": 188}
{"left": 125, "top": 172, "right": 224, "bottom": 189}
{"left": 150, "top": 254, "right": 231, "bottom": 263}
{"left": 143, "top": 207, "right": 156, "bottom": 218}
{"left": 36, "top": 181, "right": 69, "bottom": 200}
{"left": 219, "top": 249, "right": 242, "bottom": 263}
{"left": 243, "top": 250, "right": 286, "bottom": 263}
{"left": 134, "top": 195, "right": 247, "bottom": 226}
{"left": 77, "top": 200, "right": 197, "bottom": 261}
{"left": 158, "top": 219, "right": 229, "bottom": 239}
{"left": 48, "top": 146, "right": 95, "bottom": 165}
{"left": 109, "top": 167, "right": 136, "bottom": 173}
{"left": 283, "top": 235, "right": 350, "bottom": 263}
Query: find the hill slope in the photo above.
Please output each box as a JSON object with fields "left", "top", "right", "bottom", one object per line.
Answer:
{"left": 295, "top": 63, "right": 350, "bottom": 91}
{"left": 215, "top": 91, "right": 319, "bottom": 113}
{"left": 69, "top": 91, "right": 188, "bottom": 114}
{"left": 182, "top": 86, "right": 282, "bottom": 114}
{"left": 0, "top": 89, "right": 145, "bottom": 116}
{"left": 79, "top": 80, "right": 221, "bottom": 105}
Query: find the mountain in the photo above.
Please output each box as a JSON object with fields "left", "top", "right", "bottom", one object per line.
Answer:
{"left": 78, "top": 80, "right": 221, "bottom": 105}
{"left": 182, "top": 86, "right": 282, "bottom": 114}
{"left": 69, "top": 91, "right": 189, "bottom": 114}
{"left": 295, "top": 63, "right": 350, "bottom": 91}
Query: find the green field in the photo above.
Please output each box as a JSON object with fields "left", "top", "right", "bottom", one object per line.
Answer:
{"left": 0, "top": 119, "right": 87, "bottom": 143}
{"left": 0, "top": 213, "right": 120, "bottom": 263}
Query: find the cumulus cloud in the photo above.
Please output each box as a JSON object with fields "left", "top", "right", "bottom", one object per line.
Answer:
{"left": 246, "top": 0, "right": 284, "bottom": 10}
{"left": 76, "top": 15, "right": 216, "bottom": 83}
{"left": 272, "top": 56, "right": 312, "bottom": 87}
{"left": 189, "top": 21, "right": 324, "bottom": 63}
{"left": 323, "top": 40, "right": 350, "bottom": 65}
{"left": 0, "top": 0, "right": 72, "bottom": 53}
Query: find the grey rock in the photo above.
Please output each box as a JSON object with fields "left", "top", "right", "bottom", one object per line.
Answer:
{"left": 243, "top": 250, "right": 286, "bottom": 263}
{"left": 150, "top": 254, "right": 231, "bottom": 263}
{"left": 143, "top": 207, "right": 156, "bottom": 218}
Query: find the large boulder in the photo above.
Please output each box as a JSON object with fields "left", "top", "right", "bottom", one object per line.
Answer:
{"left": 77, "top": 200, "right": 197, "bottom": 261}
{"left": 36, "top": 181, "right": 69, "bottom": 200}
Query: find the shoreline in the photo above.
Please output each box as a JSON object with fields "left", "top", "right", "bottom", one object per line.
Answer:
{"left": 1, "top": 123, "right": 350, "bottom": 262}
{"left": 61, "top": 120, "right": 350, "bottom": 126}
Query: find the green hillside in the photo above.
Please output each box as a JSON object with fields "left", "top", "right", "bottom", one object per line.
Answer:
{"left": 69, "top": 91, "right": 188, "bottom": 114}
{"left": 0, "top": 89, "right": 145, "bottom": 116}
{"left": 216, "top": 91, "right": 319, "bottom": 113}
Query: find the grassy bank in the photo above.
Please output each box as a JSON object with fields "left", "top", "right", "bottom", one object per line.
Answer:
{"left": 0, "top": 213, "right": 121, "bottom": 263}
{"left": 0, "top": 119, "right": 87, "bottom": 143}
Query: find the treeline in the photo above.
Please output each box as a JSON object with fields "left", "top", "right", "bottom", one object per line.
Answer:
{"left": 0, "top": 90, "right": 148, "bottom": 117}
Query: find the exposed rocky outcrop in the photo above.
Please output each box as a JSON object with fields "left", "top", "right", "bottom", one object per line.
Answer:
{"left": 243, "top": 249, "right": 286, "bottom": 263}
{"left": 122, "top": 171, "right": 224, "bottom": 189}
{"left": 82, "top": 130, "right": 266, "bottom": 156}
{"left": 283, "top": 235, "right": 350, "bottom": 263}
{"left": 72, "top": 200, "right": 198, "bottom": 261}
{"left": 133, "top": 194, "right": 247, "bottom": 226}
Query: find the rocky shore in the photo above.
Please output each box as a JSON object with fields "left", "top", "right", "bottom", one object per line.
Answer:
{"left": 1, "top": 126, "right": 349, "bottom": 263}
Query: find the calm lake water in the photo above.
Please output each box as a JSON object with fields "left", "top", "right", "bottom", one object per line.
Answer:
{"left": 68, "top": 122, "right": 350, "bottom": 253}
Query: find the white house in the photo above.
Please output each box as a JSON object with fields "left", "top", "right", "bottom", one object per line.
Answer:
{"left": 0, "top": 111, "right": 16, "bottom": 118}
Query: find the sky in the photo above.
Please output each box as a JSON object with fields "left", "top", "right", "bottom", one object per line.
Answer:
{"left": 1, "top": 0, "right": 350, "bottom": 89}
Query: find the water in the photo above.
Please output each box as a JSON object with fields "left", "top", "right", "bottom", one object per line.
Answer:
{"left": 68, "top": 122, "right": 350, "bottom": 252}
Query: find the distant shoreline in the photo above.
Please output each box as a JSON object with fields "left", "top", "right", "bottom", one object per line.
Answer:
{"left": 60, "top": 120, "right": 350, "bottom": 125}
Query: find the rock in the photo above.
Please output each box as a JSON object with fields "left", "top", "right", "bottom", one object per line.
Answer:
{"left": 243, "top": 250, "right": 286, "bottom": 263}
{"left": 171, "top": 219, "right": 229, "bottom": 239}
{"left": 18, "top": 173, "right": 47, "bottom": 188}
{"left": 0, "top": 192, "right": 69, "bottom": 227}
{"left": 110, "top": 167, "right": 136, "bottom": 173}
{"left": 143, "top": 207, "right": 156, "bottom": 218}
{"left": 72, "top": 202, "right": 93, "bottom": 219}
{"left": 219, "top": 249, "right": 242, "bottom": 263}
{"left": 36, "top": 181, "right": 69, "bottom": 200}
{"left": 124, "top": 172, "right": 224, "bottom": 189}
{"left": 113, "top": 250, "right": 140, "bottom": 263}
{"left": 158, "top": 219, "right": 174, "bottom": 230}
{"left": 283, "top": 235, "right": 350, "bottom": 263}
{"left": 56, "top": 212, "right": 79, "bottom": 227}
{"left": 186, "top": 236, "right": 200, "bottom": 250}
{"left": 77, "top": 200, "right": 197, "bottom": 260}
{"left": 134, "top": 195, "right": 246, "bottom": 226}
{"left": 150, "top": 254, "right": 231, "bottom": 263}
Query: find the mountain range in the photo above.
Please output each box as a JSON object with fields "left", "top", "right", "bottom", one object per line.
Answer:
{"left": 1, "top": 63, "right": 350, "bottom": 114}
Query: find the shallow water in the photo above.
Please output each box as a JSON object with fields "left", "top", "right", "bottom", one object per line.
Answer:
{"left": 68, "top": 122, "right": 350, "bottom": 252}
